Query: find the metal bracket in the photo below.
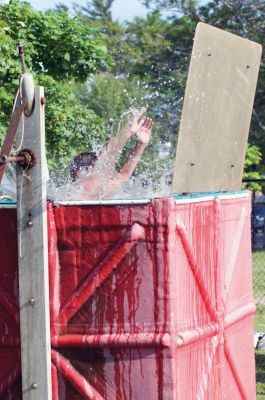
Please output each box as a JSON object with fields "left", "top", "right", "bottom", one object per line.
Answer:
{"left": 0, "top": 149, "right": 35, "bottom": 171}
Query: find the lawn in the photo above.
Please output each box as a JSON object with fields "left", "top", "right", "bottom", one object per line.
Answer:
{"left": 256, "top": 350, "right": 265, "bottom": 400}
{"left": 253, "top": 250, "right": 265, "bottom": 399}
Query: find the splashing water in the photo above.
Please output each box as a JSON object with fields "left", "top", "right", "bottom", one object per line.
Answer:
{"left": 0, "top": 164, "right": 17, "bottom": 201}
{"left": 0, "top": 103, "right": 178, "bottom": 203}
{"left": 49, "top": 108, "right": 174, "bottom": 202}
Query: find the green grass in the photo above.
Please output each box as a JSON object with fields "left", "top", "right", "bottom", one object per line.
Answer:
{"left": 256, "top": 306, "right": 265, "bottom": 332}
{"left": 253, "top": 250, "right": 265, "bottom": 398}
{"left": 256, "top": 350, "right": 265, "bottom": 399}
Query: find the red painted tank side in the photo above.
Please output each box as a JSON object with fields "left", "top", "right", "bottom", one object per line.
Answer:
{"left": 0, "top": 194, "right": 256, "bottom": 399}
{"left": 0, "top": 209, "right": 21, "bottom": 399}
{"left": 48, "top": 195, "right": 256, "bottom": 400}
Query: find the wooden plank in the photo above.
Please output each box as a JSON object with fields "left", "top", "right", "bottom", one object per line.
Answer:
{"left": 172, "top": 23, "right": 262, "bottom": 193}
{"left": 16, "top": 87, "right": 52, "bottom": 399}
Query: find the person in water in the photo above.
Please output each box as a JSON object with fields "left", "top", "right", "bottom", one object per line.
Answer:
{"left": 70, "top": 108, "right": 153, "bottom": 200}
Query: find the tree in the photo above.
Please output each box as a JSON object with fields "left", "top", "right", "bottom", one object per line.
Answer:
{"left": 124, "top": 12, "right": 196, "bottom": 145}
{"left": 243, "top": 144, "right": 263, "bottom": 190}
{"left": 74, "top": 0, "right": 114, "bottom": 23}
{"left": 76, "top": 73, "right": 148, "bottom": 123}
{"left": 75, "top": 5, "right": 196, "bottom": 158}
{"left": 0, "top": 0, "right": 112, "bottom": 169}
{"left": 141, "top": 0, "right": 200, "bottom": 18}
{"left": 140, "top": 0, "right": 265, "bottom": 175}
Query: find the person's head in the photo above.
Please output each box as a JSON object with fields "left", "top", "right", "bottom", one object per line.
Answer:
{"left": 70, "top": 152, "right": 98, "bottom": 181}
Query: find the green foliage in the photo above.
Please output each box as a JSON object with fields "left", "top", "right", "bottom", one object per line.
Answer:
{"left": 75, "top": 73, "right": 148, "bottom": 123}
{"left": 139, "top": 0, "right": 265, "bottom": 175}
{"left": 124, "top": 13, "right": 196, "bottom": 145}
{"left": 77, "top": 7, "right": 197, "bottom": 160}
{"left": 0, "top": 0, "right": 112, "bottom": 168}
{"left": 36, "top": 75, "right": 105, "bottom": 170}
{"left": 243, "top": 144, "right": 263, "bottom": 190}
{"left": 1, "top": 0, "right": 265, "bottom": 183}
{"left": 244, "top": 144, "right": 264, "bottom": 190}
{"left": 0, "top": 0, "right": 112, "bottom": 80}
{"left": 74, "top": 0, "right": 114, "bottom": 22}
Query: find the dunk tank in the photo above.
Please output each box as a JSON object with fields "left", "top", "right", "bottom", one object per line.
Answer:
{"left": 0, "top": 23, "right": 262, "bottom": 400}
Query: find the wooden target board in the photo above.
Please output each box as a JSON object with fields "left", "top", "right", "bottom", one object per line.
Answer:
{"left": 172, "top": 23, "right": 262, "bottom": 193}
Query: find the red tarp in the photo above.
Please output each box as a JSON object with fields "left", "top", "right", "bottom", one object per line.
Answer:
{"left": 0, "top": 193, "right": 256, "bottom": 399}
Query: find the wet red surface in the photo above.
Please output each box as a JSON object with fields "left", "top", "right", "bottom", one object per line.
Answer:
{"left": 0, "top": 194, "right": 256, "bottom": 399}
{"left": 0, "top": 209, "right": 21, "bottom": 399}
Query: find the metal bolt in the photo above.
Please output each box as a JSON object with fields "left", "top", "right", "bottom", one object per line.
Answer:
{"left": 27, "top": 220, "right": 33, "bottom": 227}
{"left": 0, "top": 155, "right": 8, "bottom": 165}
{"left": 28, "top": 297, "right": 36, "bottom": 306}
{"left": 190, "top": 162, "right": 195, "bottom": 167}
{"left": 31, "top": 383, "right": 38, "bottom": 390}
{"left": 207, "top": 53, "right": 212, "bottom": 57}
{"left": 230, "top": 164, "right": 235, "bottom": 168}
{"left": 41, "top": 97, "right": 46, "bottom": 105}
{"left": 175, "top": 335, "right": 184, "bottom": 345}
{"left": 246, "top": 65, "right": 250, "bottom": 69}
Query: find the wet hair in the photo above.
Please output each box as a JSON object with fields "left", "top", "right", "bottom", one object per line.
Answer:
{"left": 70, "top": 152, "right": 98, "bottom": 181}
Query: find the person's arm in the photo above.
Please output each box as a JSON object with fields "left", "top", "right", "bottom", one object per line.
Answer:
{"left": 118, "top": 117, "right": 153, "bottom": 180}
{"left": 119, "top": 142, "right": 146, "bottom": 179}
{"left": 97, "top": 142, "right": 146, "bottom": 197}
{"left": 97, "top": 107, "right": 146, "bottom": 169}
{"left": 74, "top": 114, "right": 153, "bottom": 200}
{"left": 101, "top": 117, "right": 153, "bottom": 196}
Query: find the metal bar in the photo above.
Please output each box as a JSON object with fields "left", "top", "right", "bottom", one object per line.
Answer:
{"left": 0, "top": 155, "right": 26, "bottom": 165}
{"left": 224, "top": 302, "right": 256, "bottom": 328}
{"left": 51, "top": 363, "right": 59, "bottom": 400}
{"left": 0, "top": 335, "right": 20, "bottom": 346}
{"left": 242, "top": 178, "right": 265, "bottom": 182}
{"left": 0, "top": 203, "right": 16, "bottom": 209}
{"left": 51, "top": 350, "right": 105, "bottom": 400}
{"left": 54, "top": 199, "right": 150, "bottom": 206}
{"left": 0, "top": 360, "right": 20, "bottom": 396}
{"left": 174, "top": 323, "right": 219, "bottom": 347}
{"left": 59, "top": 223, "right": 145, "bottom": 325}
{"left": 173, "top": 303, "right": 256, "bottom": 348}
{"left": 0, "top": 98, "right": 25, "bottom": 184}
{"left": 224, "top": 337, "right": 249, "bottom": 400}
{"left": 16, "top": 87, "right": 52, "bottom": 399}
{"left": 0, "top": 286, "right": 19, "bottom": 323}
{"left": 47, "top": 203, "right": 59, "bottom": 329}
{"left": 51, "top": 333, "right": 171, "bottom": 348}
{"left": 175, "top": 196, "right": 215, "bottom": 204}
{"left": 17, "top": 43, "right": 27, "bottom": 74}
{"left": 176, "top": 222, "right": 218, "bottom": 321}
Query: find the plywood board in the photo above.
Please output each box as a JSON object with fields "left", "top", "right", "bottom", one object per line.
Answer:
{"left": 16, "top": 87, "right": 52, "bottom": 399}
{"left": 172, "top": 23, "right": 262, "bottom": 193}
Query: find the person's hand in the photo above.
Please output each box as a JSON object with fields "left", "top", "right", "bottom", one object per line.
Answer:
{"left": 134, "top": 117, "right": 153, "bottom": 145}
{"left": 123, "top": 107, "right": 146, "bottom": 139}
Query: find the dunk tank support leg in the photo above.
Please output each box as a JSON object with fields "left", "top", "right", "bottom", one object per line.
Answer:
{"left": 16, "top": 87, "right": 52, "bottom": 399}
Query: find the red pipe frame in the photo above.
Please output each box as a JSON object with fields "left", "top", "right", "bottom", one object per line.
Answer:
{"left": 59, "top": 223, "right": 145, "bottom": 325}
{"left": 52, "top": 332, "right": 171, "bottom": 348}
{"left": 0, "top": 201, "right": 254, "bottom": 398}
{"left": 51, "top": 350, "right": 105, "bottom": 400}
{"left": 0, "top": 286, "right": 19, "bottom": 324}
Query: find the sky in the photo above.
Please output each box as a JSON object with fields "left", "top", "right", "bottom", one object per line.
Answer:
{"left": 28, "top": 0, "right": 149, "bottom": 21}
